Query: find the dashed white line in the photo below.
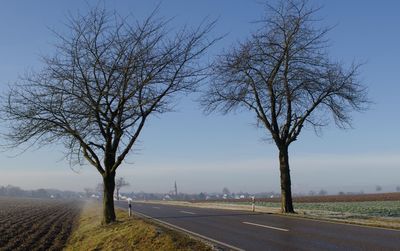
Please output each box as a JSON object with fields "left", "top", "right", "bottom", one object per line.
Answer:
{"left": 180, "top": 210, "right": 196, "bottom": 215}
{"left": 152, "top": 206, "right": 161, "bottom": 209}
{"left": 242, "top": 221, "right": 289, "bottom": 232}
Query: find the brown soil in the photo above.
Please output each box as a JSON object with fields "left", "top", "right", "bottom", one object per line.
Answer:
{"left": 193, "top": 192, "right": 400, "bottom": 204}
{"left": 0, "top": 197, "right": 83, "bottom": 251}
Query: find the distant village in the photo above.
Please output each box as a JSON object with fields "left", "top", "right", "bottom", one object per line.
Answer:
{"left": 2, "top": 183, "right": 386, "bottom": 202}
{"left": 0, "top": 184, "right": 280, "bottom": 200}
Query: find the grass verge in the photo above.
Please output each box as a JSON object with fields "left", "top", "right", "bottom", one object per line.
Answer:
{"left": 64, "top": 202, "right": 212, "bottom": 251}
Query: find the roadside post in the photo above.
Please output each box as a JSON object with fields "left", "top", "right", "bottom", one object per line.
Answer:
{"left": 128, "top": 198, "right": 132, "bottom": 217}
{"left": 251, "top": 196, "right": 255, "bottom": 212}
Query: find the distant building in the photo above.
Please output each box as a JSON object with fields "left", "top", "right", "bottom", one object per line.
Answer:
{"left": 174, "top": 181, "right": 178, "bottom": 197}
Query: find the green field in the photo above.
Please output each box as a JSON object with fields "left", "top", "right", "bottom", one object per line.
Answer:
{"left": 218, "top": 200, "right": 400, "bottom": 218}
{"left": 253, "top": 201, "right": 400, "bottom": 217}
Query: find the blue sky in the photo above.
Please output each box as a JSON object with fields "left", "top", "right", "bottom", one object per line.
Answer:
{"left": 0, "top": 0, "right": 399, "bottom": 194}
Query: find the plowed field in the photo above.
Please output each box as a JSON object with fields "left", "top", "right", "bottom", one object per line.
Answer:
{"left": 0, "top": 197, "right": 83, "bottom": 251}
{"left": 200, "top": 192, "right": 400, "bottom": 204}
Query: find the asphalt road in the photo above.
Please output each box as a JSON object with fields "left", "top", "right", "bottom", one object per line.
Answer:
{"left": 116, "top": 201, "right": 400, "bottom": 251}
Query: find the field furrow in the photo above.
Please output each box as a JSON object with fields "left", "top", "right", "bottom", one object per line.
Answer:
{"left": 0, "top": 197, "right": 83, "bottom": 251}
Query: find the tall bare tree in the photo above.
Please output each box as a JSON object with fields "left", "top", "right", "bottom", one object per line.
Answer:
{"left": 222, "top": 187, "right": 231, "bottom": 196}
{"left": 84, "top": 187, "right": 94, "bottom": 198}
{"left": 2, "top": 7, "right": 216, "bottom": 223}
{"left": 202, "top": 0, "right": 368, "bottom": 213}
{"left": 115, "top": 177, "right": 129, "bottom": 200}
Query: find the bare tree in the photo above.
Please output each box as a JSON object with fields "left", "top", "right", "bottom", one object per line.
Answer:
{"left": 222, "top": 187, "right": 231, "bottom": 196}
{"left": 1, "top": 7, "right": 216, "bottom": 223}
{"left": 96, "top": 183, "right": 104, "bottom": 197}
{"left": 202, "top": 0, "right": 368, "bottom": 213}
{"left": 115, "top": 177, "right": 130, "bottom": 200}
{"left": 83, "top": 187, "right": 94, "bottom": 198}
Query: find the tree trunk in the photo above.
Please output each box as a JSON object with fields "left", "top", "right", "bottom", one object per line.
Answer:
{"left": 117, "top": 188, "right": 120, "bottom": 201}
{"left": 279, "top": 146, "right": 295, "bottom": 213}
{"left": 102, "top": 172, "right": 116, "bottom": 224}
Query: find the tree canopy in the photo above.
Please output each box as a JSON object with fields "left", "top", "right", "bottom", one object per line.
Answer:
{"left": 202, "top": 0, "right": 369, "bottom": 212}
{"left": 1, "top": 7, "right": 217, "bottom": 223}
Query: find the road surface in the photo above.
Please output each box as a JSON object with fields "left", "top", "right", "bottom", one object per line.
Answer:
{"left": 116, "top": 201, "right": 400, "bottom": 251}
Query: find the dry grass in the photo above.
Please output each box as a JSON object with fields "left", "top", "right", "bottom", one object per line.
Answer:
{"left": 64, "top": 202, "right": 212, "bottom": 251}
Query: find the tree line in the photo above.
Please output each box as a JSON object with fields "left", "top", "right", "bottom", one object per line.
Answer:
{"left": 0, "top": 185, "right": 82, "bottom": 199}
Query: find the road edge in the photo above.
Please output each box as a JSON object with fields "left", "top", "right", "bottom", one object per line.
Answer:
{"left": 117, "top": 205, "right": 246, "bottom": 251}
{"left": 133, "top": 200, "right": 400, "bottom": 232}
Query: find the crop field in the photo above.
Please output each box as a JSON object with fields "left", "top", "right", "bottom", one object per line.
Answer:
{"left": 197, "top": 193, "right": 400, "bottom": 218}
{"left": 201, "top": 192, "right": 400, "bottom": 204}
{"left": 254, "top": 201, "right": 400, "bottom": 217}
{"left": 0, "top": 197, "right": 83, "bottom": 251}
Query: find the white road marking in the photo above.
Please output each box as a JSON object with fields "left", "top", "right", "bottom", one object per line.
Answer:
{"left": 242, "top": 221, "right": 289, "bottom": 232}
{"left": 133, "top": 210, "right": 245, "bottom": 251}
{"left": 152, "top": 206, "right": 161, "bottom": 209}
{"left": 180, "top": 210, "right": 196, "bottom": 215}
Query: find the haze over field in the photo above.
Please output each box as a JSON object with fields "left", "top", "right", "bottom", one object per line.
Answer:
{"left": 0, "top": 0, "right": 399, "bottom": 194}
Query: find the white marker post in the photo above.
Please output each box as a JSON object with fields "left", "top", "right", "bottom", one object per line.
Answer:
{"left": 128, "top": 198, "right": 132, "bottom": 217}
{"left": 251, "top": 196, "right": 255, "bottom": 212}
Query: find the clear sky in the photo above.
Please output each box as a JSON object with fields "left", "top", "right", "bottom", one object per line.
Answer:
{"left": 0, "top": 0, "right": 399, "bottom": 195}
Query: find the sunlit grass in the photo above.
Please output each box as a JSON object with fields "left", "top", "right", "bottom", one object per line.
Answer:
{"left": 65, "top": 202, "right": 212, "bottom": 251}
